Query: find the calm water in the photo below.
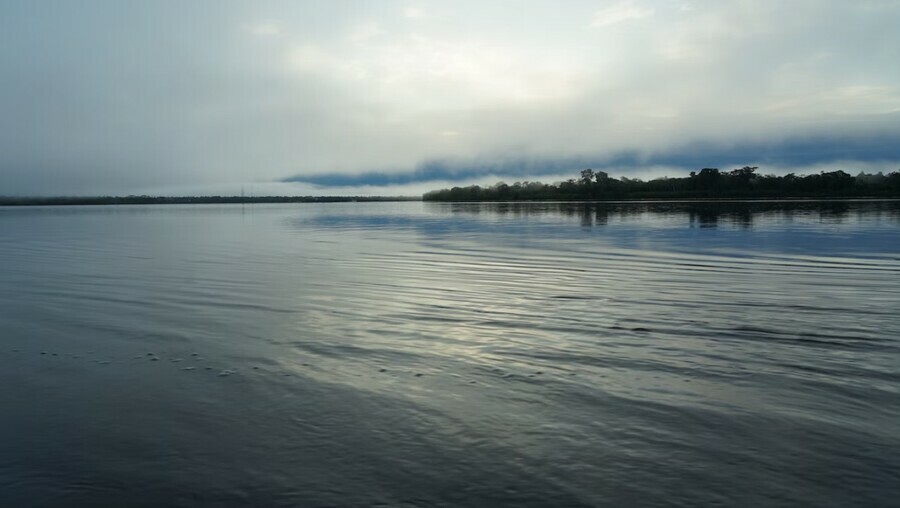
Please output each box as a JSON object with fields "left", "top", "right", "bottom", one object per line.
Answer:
{"left": 1, "top": 201, "right": 898, "bottom": 507}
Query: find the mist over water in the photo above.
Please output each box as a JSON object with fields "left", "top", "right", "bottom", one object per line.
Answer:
{"left": 1, "top": 201, "right": 898, "bottom": 507}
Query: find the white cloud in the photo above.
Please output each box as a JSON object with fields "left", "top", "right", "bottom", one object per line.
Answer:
{"left": 286, "top": 34, "right": 585, "bottom": 109}
{"left": 765, "top": 85, "right": 900, "bottom": 116}
{"left": 590, "top": 1, "right": 655, "bottom": 27}
{"left": 404, "top": 6, "right": 427, "bottom": 19}
{"left": 288, "top": 44, "right": 333, "bottom": 73}
{"left": 348, "top": 22, "right": 385, "bottom": 42}
{"left": 243, "top": 22, "right": 281, "bottom": 37}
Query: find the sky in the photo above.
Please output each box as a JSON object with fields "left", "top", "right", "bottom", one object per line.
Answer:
{"left": 1, "top": 0, "right": 899, "bottom": 196}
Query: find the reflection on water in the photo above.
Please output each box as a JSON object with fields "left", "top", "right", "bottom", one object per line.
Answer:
{"left": 435, "top": 200, "right": 898, "bottom": 228}
{"left": 0, "top": 201, "right": 898, "bottom": 507}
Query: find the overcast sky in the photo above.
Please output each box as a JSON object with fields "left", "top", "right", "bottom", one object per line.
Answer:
{"left": 2, "top": 0, "right": 899, "bottom": 195}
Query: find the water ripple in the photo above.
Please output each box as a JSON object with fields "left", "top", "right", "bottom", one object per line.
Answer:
{"left": 1, "top": 201, "right": 898, "bottom": 507}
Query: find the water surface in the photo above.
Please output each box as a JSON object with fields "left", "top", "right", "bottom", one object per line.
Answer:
{"left": 1, "top": 201, "right": 898, "bottom": 507}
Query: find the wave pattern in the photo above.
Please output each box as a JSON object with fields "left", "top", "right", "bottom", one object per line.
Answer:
{"left": 0, "top": 201, "right": 898, "bottom": 507}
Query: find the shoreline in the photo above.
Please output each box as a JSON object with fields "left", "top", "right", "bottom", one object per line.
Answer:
{"left": 3, "top": 196, "right": 900, "bottom": 207}
{"left": 423, "top": 196, "right": 900, "bottom": 203}
{"left": 0, "top": 196, "right": 421, "bottom": 207}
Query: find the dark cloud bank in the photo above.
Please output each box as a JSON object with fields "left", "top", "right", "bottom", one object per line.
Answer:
{"left": 281, "top": 133, "right": 900, "bottom": 187}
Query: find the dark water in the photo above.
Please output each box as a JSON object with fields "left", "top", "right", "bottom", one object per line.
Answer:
{"left": 1, "top": 201, "right": 898, "bottom": 507}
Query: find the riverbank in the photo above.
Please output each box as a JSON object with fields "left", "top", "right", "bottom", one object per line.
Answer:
{"left": 423, "top": 168, "right": 900, "bottom": 201}
{"left": 0, "top": 196, "right": 421, "bottom": 207}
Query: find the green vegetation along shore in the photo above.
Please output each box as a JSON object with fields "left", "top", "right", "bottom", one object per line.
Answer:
{"left": 423, "top": 167, "right": 900, "bottom": 201}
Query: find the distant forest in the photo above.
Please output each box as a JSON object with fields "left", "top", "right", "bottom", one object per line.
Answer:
{"left": 0, "top": 195, "right": 419, "bottom": 206}
{"left": 423, "top": 167, "right": 900, "bottom": 201}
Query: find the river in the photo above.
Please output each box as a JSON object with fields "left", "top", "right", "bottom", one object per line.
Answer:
{"left": 1, "top": 200, "right": 898, "bottom": 507}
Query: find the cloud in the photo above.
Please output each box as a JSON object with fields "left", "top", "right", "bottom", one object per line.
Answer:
{"left": 348, "top": 22, "right": 385, "bottom": 42}
{"left": 244, "top": 22, "right": 282, "bottom": 37}
{"left": 403, "top": 6, "right": 427, "bottom": 19}
{"left": 764, "top": 85, "right": 900, "bottom": 116}
{"left": 285, "top": 32, "right": 584, "bottom": 110}
{"left": 1, "top": 0, "right": 899, "bottom": 195}
{"left": 280, "top": 131, "right": 900, "bottom": 187}
{"left": 590, "top": 1, "right": 654, "bottom": 27}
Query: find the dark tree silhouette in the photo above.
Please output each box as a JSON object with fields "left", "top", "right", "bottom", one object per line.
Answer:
{"left": 423, "top": 167, "right": 900, "bottom": 201}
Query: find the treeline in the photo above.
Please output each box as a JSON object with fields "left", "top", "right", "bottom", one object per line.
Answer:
{"left": 423, "top": 167, "right": 900, "bottom": 201}
{"left": 0, "top": 195, "right": 419, "bottom": 206}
